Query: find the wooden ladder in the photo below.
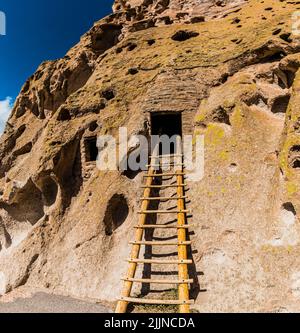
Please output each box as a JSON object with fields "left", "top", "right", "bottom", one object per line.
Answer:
{"left": 115, "top": 137, "right": 194, "bottom": 313}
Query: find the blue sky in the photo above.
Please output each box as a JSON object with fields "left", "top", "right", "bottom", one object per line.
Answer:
{"left": 0, "top": 0, "right": 113, "bottom": 132}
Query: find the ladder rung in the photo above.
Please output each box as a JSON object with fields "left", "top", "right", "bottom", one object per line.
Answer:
{"left": 147, "top": 163, "right": 184, "bottom": 167}
{"left": 130, "top": 241, "right": 192, "bottom": 246}
{"left": 127, "top": 259, "right": 193, "bottom": 264}
{"left": 119, "top": 297, "right": 194, "bottom": 305}
{"left": 140, "top": 184, "right": 187, "bottom": 188}
{"left": 138, "top": 210, "right": 189, "bottom": 214}
{"left": 122, "top": 278, "right": 194, "bottom": 284}
{"left": 134, "top": 224, "right": 192, "bottom": 229}
{"left": 143, "top": 173, "right": 185, "bottom": 177}
{"left": 140, "top": 196, "right": 187, "bottom": 200}
{"left": 150, "top": 154, "right": 183, "bottom": 158}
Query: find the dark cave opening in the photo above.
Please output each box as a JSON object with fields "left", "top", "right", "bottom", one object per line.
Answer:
{"left": 84, "top": 137, "right": 98, "bottom": 162}
{"left": 151, "top": 112, "right": 182, "bottom": 155}
{"left": 41, "top": 177, "right": 59, "bottom": 207}
{"left": 171, "top": 30, "right": 199, "bottom": 42}
{"left": 104, "top": 194, "right": 129, "bottom": 236}
{"left": 57, "top": 108, "right": 71, "bottom": 121}
{"left": 292, "top": 158, "right": 300, "bottom": 169}
{"left": 271, "top": 95, "right": 290, "bottom": 114}
{"left": 282, "top": 202, "right": 297, "bottom": 215}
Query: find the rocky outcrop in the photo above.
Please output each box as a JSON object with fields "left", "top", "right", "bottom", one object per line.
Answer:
{"left": 1, "top": 0, "right": 300, "bottom": 312}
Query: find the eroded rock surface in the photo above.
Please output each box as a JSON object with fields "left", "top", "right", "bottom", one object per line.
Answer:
{"left": 1, "top": 0, "right": 300, "bottom": 312}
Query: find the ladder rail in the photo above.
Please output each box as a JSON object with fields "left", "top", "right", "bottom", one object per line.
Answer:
{"left": 176, "top": 136, "right": 191, "bottom": 314}
{"left": 115, "top": 144, "right": 159, "bottom": 313}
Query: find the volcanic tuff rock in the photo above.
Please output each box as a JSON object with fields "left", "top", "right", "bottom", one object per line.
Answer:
{"left": 1, "top": 0, "right": 300, "bottom": 312}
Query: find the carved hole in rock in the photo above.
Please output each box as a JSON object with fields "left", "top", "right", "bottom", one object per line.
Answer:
{"left": 163, "top": 17, "right": 173, "bottom": 25}
{"left": 122, "top": 168, "right": 142, "bottom": 180}
{"left": 116, "top": 47, "right": 123, "bottom": 54}
{"left": 277, "top": 75, "right": 287, "bottom": 89}
{"left": 190, "top": 16, "right": 205, "bottom": 23}
{"left": 272, "top": 28, "right": 282, "bottom": 35}
{"left": 271, "top": 95, "right": 290, "bottom": 114}
{"left": 57, "top": 108, "right": 71, "bottom": 121}
{"left": 292, "top": 159, "right": 300, "bottom": 169}
{"left": 0, "top": 224, "right": 12, "bottom": 250}
{"left": 91, "top": 24, "right": 122, "bottom": 52}
{"left": 171, "top": 30, "right": 199, "bottom": 42}
{"left": 15, "top": 107, "right": 26, "bottom": 118}
{"left": 283, "top": 70, "right": 296, "bottom": 88}
{"left": 212, "top": 107, "right": 231, "bottom": 125}
{"left": 16, "top": 125, "right": 26, "bottom": 139}
{"left": 0, "top": 124, "right": 28, "bottom": 178}
{"left": 228, "top": 163, "right": 238, "bottom": 173}
{"left": 275, "top": 70, "right": 295, "bottom": 89}
{"left": 231, "top": 17, "right": 241, "bottom": 24}
{"left": 13, "top": 142, "right": 33, "bottom": 157}
{"left": 261, "top": 51, "right": 285, "bottom": 63}
{"left": 70, "top": 141, "right": 83, "bottom": 198}
{"left": 101, "top": 88, "right": 115, "bottom": 101}
{"left": 52, "top": 138, "right": 83, "bottom": 209}
{"left": 289, "top": 145, "right": 300, "bottom": 169}
{"left": 290, "top": 145, "right": 300, "bottom": 153}
{"left": 280, "top": 33, "right": 292, "bottom": 43}
{"left": 147, "top": 39, "right": 156, "bottom": 46}
{"left": 294, "top": 119, "right": 300, "bottom": 133}
{"left": 280, "top": 202, "right": 297, "bottom": 227}
{"left": 282, "top": 202, "right": 297, "bottom": 216}
{"left": 89, "top": 121, "right": 98, "bottom": 132}
{"left": 1, "top": 179, "right": 44, "bottom": 225}
{"left": 128, "top": 68, "right": 139, "bottom": 75}
{"left": 151, "top": 112, "right": 182, "bottom": 155}
{"left": 40, "top": 177, "right": 58, "bottom": 207}
{"left": 92, "top": 101, "right": 106, "bottom": 114}
{"left": 244, "top": 93, "right": 268, "bottom": 108}
{"left": 84, "top": 136, "right": 98, "bottom": 162}
{"left": 104, "top": 194, "right": 129, "bottom": 236}
{"left": 21, "top": 80, "right": 30, "bottom": 93}
{"left": 31, "top": 104, "right": 39, "bottom": 117}
{"left": 127, "top": 43, "right": 137, "bottom": 51}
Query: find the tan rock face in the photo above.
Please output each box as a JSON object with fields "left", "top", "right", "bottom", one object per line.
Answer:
{"left": 1, "top": 0, "right": 300, "bottom": 312}
{"left": 113, "top": 0, "right": 247, "bottom": 18}
{"left": 112, "top": 0, "right": 248, "bottom": 35}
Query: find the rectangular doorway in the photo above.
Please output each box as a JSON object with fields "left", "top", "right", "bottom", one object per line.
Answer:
{"left": 150, "top": 112, "right": 182, "bottom": 154}
{"left": 84, "top": 136, "right": 98, "bottom": 162}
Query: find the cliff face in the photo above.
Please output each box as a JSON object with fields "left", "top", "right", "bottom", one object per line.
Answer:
{"left": 113, "top": 0, "right": 248, "bottom": 20}
{"left": 1, "top": 0, "right": 300, "bottom": 312}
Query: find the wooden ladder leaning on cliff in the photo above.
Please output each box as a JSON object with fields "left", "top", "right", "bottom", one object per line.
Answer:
{"left": 115, "top": 136, "right": 194, "bottom": 313}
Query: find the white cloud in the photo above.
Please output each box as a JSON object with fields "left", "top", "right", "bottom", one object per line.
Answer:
{"left": 0, "top": 97, "right": 13, "bottom": 134}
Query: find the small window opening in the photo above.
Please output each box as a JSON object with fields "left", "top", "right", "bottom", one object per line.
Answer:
{"left": 84, "top": 137, "right": 98, "bottom": 162}
{"left": 292, "top": 158, "right": 300, "bottom": 169}
{"left": 104, "top": 194, "right": 129, "bottom": 236}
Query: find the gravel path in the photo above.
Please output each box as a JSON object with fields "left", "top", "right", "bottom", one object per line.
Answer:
{"left": 0, "top": 292, "right": 111, "bottom": 313}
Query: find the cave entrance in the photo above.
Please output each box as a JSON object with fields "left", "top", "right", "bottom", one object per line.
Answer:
{"left": 84, "top": 136, "right": 98, "bottom": 162}
{"left": 150, "top": 112, "right": 182, "bottom": 155}
{"left": 104, "top": 194, "right": 129, "bottom": 236}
